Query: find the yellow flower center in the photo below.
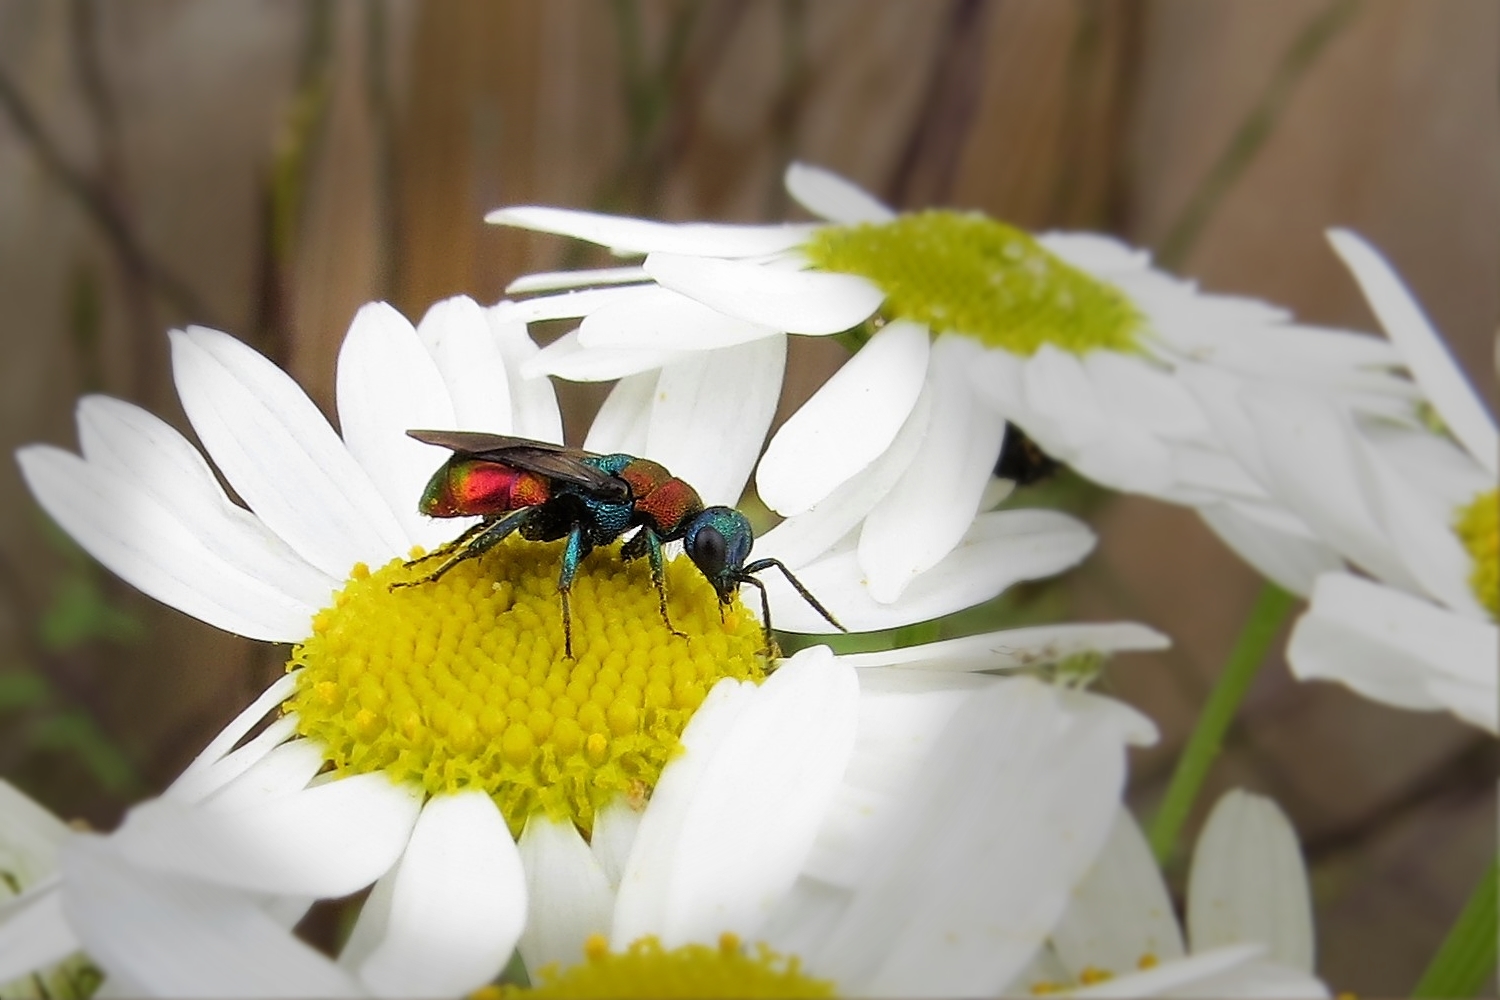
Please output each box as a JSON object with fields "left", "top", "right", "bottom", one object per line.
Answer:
{"left": 486, "top": 934, "right": 834, "bottom": 999}
{"left": 283, "top": 536, "right": 766, "bottom": 837}
{"left": 803, "top": 210, "right": 1144, "bottom": 355}
{"left": 1453, "top": 487, "right": 1498, "bottom": 620}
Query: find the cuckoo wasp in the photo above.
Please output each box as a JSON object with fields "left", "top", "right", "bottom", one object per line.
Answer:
{"left": 396, "top": 430, "right": 846, "bottom": 656}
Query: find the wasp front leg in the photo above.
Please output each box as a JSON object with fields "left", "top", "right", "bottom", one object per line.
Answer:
{"left": 621, "top": 528, "right": 687, "bottom": 639}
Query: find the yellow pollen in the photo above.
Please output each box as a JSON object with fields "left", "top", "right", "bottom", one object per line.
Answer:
{"left": 284, "top": 535, "right": 766, "bottom": 837}
{"left": 1078, "top": 965, "right": 1113, "bottom": 985}
{"left": 1136, "top": 953, "right": 1158, "bottom": 970}
{"left": 1453, "top": 487, "right": 1498, "bottom": 620}
{"left": 803, "top": 210, "right": 1144, "bottom": 355}
{"left": 506, "top": 935, "right": 835, "bottom": 999}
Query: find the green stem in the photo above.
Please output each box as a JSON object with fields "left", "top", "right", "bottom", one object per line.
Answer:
{"left": 1147, "top": 582, "right": 1296, "bottom": 866}
{"left": 1412, "top": 857, "right": 1498, "bottom": 998}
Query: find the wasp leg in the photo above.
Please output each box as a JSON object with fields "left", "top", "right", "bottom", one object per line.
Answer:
{"left": 402, "top": 520, "right": 489, "bottom": 568}
{"left": 391, "top": 508, "right": 532, "bottom": 590}
{"left": 556, "top": 524, "right": 594, "bottom": 659}
{"left": 623, "top": 529, "right": 687, "bottom": 640}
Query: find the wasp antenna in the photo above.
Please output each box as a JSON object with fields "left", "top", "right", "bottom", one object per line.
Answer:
{"left": 742, "top": 558, "right": 848, "bottom": 634}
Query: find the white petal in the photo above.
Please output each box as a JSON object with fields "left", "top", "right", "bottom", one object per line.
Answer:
{"left": 113, "top": 774, "right": 423, "bottom": 897}
{"left": 201, "top": 739, "right": 328, "bottom": 811}
{"left": 762, "top": 509, "right": 1095, "bottom": 633}
{"left": 16, "top": 446, "right": 319, "bottom": 642}
{"left": 838, "top": 622, "right": 1169, "bottom": 672}
{"left": 75, "top": 395, "right": 338, "bottom": 610}
{"left": 1082, "top": 351, "right": 1213, "bottom": 443}
{"left": 0, "top": 780, "right": 69, "bottom": 887}
{"left": 615, "top": 648, "right": 859, "bottom": 949}
{"left": 644, "top": 335, "right": 786, "bottom": 507}
{"left": 803, "top": 680, "right": 1148, "bottom": 998}
{"left": 610, "top": 678, "right": 759, "bottom": 943}
{"left": 516, "top": 815, "right": 612, "bottom": 976}
{"left": 1065, "top": 943, "right": 1265, "bottom": 999}
{"left": 1188, "top": 790, "right": 1314, "bottom": 972}
{"left": 1037, "top": 232, "right": 1152, "bottom": 277}
{"left": 1018, "top": 347, "right": 1177, "bottom": 496}
{"left": 645, "top": 252, "right": 883, "bottom": 335}
{"left": 859, "top": 336, "right": 1007, "bottom": 602}
{"left": 521, "top": 329, "right": 690, "bottom": 383}
{"left": 758, "top": 320, "right": 930, "bottom": 515}
{"left": 1195, "top": 501, "right": 1344, "bottom": 598}
{"left": 1049, "top": 809, "right": 1186, "bottom": 981}
{"left": 168, "top": 673, "right": 301, "bottom": 803}
{"left": 506, "top": 266, "right": 649, "bottom": 294}
{"left": 416, "top": 296, "right": 515, "bottom": 434}
{"left": 754, "top": 386, "right": 930, "bottom": 570}
{"left": 346, "top": 792, "right": 524, "bottom": 999}
{"left": 1246, "top": 389, "right": 1419, "bottom": 589}
{"left": 504, "top": 285, "right": 649, "bottom": 324}
{"left": 337, "top": 302, "right": 466, "bottom": 552}
{"left": 584, "top": 373, "right": 657, "bottom": 455}
{"left": 591, "top": 799, "right": 643, "bottom": 893}
{"left": 61, "top": 835, "right": 363, "bottom": 999}
{"left": 1357, "top": 431, "right": 1484, "bottom": 616}
{"left": 170, "top": 327, "right": 408, "bottom": 577}
{"left": 578, "top": 285, "right": 784, "bottom": 351}
{"left": 1327, "top": 229, "right": 1498, "bottom": 476}
{"left": 488, "top": 304, "right": 565, "bottom": 444}
{"left": 0, "top": 881, "right": 77, "bottom": 983}
{"left": 1286, "top": 573, "right": 1498, "bottom": 732}
{"left": 784, "top": 162, "right": 895, "bottom": 224}
{"left": 487, "top": 205, "right": 818, "bottom": 257}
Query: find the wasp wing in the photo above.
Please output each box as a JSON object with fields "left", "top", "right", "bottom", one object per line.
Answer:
{"left": 407, "top": 429, "right": 627, "bottom": 500}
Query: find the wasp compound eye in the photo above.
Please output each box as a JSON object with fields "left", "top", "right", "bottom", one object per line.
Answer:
{"left": 688, "top": 524, "right": 727, "bottom": 580}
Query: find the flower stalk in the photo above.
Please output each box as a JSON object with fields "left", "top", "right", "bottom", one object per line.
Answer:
{"left": 1411, "top": 856, "right": 1498, "bottom": 999}
{"left": 1148, "top": 582, "right": 1297, "bottom": 866}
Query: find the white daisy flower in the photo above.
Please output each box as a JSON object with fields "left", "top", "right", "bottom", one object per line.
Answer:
{"left": 0, "top": 780, "right": 103, "bottom": 999}
{"left": 94, "top": 666, "right": 1159, "bottom": 999}
{"left": 0, "top": 630, "right": 1167, "bottom": 998}
{"left": 1016, "top": 789, "right": 1327, "bottom": 998}
{"left": 488, "top": 163, "right": 1411, "bottom": 601}
{"left": 1196, "top": 231, "right": 1497, "bottom": 732}
{"left": 13, "top": 293, "right": 1103, "bottom": 994}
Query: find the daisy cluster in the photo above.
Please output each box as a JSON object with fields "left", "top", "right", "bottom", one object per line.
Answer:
{"left": 0, "top": 163, "right": 1488, "bottom": 997}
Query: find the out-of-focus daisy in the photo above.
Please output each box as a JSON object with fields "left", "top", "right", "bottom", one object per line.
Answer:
{"left": 0, "top": 778, "right": 362, "bottom": 998}
{"left": 14, "top": 293, "right": 1104, "bottom": 994}
{"left": 1197, "top": 231, "right": 1497, "bottom": 732}
{"left": 0, "top": 781, "right": 103, "bottom": 1000}
{"left": 1015, "top": 789, "right": 1327, "bottom": 998}
{"left": 488, "top": 164, "right": 1411, "bottom": 601}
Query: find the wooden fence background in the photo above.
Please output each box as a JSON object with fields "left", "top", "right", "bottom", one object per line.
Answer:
{"left": 0, "top": 1, "right": 1494, "bottom": 992}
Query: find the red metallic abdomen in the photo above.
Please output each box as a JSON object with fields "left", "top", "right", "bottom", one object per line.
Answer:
{"left": 419, "top": 457, "right": 551, "bottom": 517}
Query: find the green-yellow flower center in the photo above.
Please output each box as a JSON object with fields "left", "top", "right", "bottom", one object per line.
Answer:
{"left": 1453, "top": 487, "right": 1498, "bottom": 620}
{"left": 488, "top": 934, "right": 835, "bottom": 999}
{"left": 803, "top": 210, "right": 1144, "bottom": 355}
{"left": 284, "top": 536, "right": 767, "bottom": 837}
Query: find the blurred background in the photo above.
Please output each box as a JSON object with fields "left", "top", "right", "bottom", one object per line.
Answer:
{"left": 0, "top": 1, "right": 1494, "bottom": 993}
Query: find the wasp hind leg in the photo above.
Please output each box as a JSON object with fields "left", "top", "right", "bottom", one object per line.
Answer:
{"left": 391, "top": 509, "right": 533, "bottom": 590}
{"left": 622, "top": 528, "right": 687, "bottom": 640}
{"left": 401, "top": 519, "right": 490, "bottom": 568}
